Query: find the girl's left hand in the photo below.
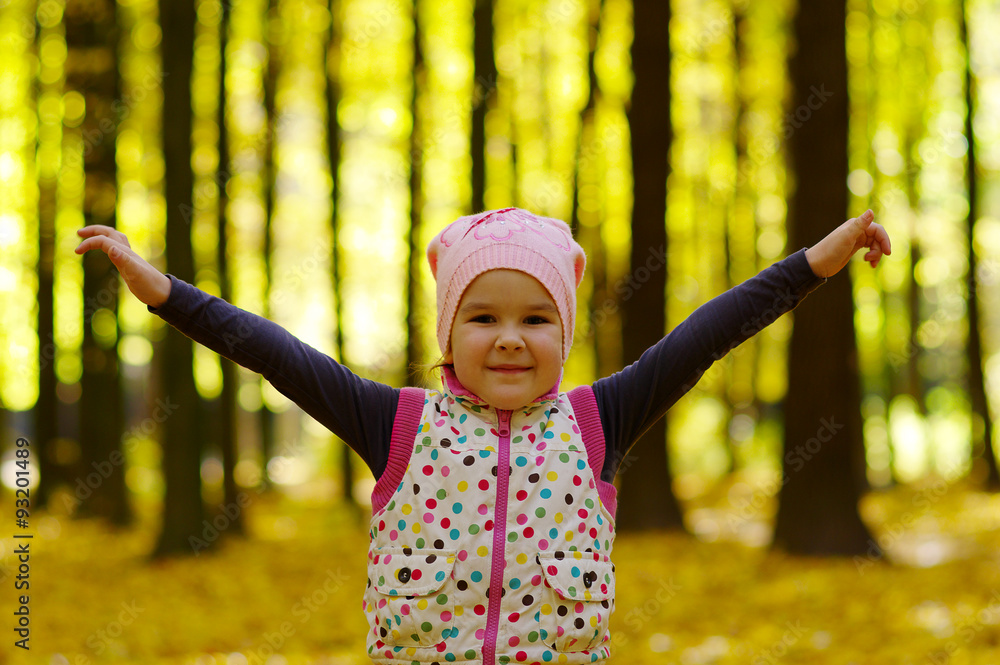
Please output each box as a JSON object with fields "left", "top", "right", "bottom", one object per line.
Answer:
{"left": 804, "top": 209, "right": 891, "bottom": 278}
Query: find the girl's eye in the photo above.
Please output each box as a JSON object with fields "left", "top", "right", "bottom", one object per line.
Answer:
{"left": 471, "top": 314, "right": 495, "bottom": 323}
{"left": 526, "top": 316, "right": 550, "bottom": 325}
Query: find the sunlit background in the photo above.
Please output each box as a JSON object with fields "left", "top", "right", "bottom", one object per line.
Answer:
{"left": 1, "top": 0, "right": 1000, "bottom": 660}
{"left": 2, "top": 0, "right": 997, "bottom": 505}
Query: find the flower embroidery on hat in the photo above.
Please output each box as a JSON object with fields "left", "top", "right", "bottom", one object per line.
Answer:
{"left": 440, "top": 208, "right": 574, "bottom": 252}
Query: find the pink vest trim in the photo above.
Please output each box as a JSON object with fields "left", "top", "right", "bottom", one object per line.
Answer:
{"left": 567, "top": 386, "right": 617, "bottom": 517}
{"left": 374, "top": 386, "right": 617, "bottom": 518}
{"left": 371, "top": 387, "right": 425, "bottom": 513}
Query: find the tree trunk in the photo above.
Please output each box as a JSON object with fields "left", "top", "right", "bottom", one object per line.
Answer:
{"left": 407, "top": 0, "right": 427, "bottom": 386}
{"left": 36, "top": 174, "right": 59, "bottom": 510}
{"left": 215, "top": 0, "right": 244, "bottom": 533}
{"left": 723, "top": 0, "right": 753, "bottom": 475}
{"left": 891, "top": 127, "right": 924, "bottom": 483}
{"left": 471, "top": 0, "right": 496, "bottom": 213}
{"left": 772, "top": 0, "right": 875, "bottom": 556}
{"left": 326, "top": 0, "right": 357, "bottom": 509}
{"left": 960, "top": 0, "right": 998, "bottom": 489}
{"left": 36, "top": 13, "right": 61, "bottom": 508}
{"left": 616, "top": 0, "right": 685, "bottom": 531}
{"left": 154, "top": 0, "right": 206, "bottom": 558}
{"left": 258, "top": 0, "right": 280, "bottom": 490}
{"left": 65, "top": 0, "right": 130, "bottom": 525}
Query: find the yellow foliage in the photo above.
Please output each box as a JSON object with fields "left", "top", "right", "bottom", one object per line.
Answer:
{"left": 1, "top": 484, "right": 999, "bottom": 664}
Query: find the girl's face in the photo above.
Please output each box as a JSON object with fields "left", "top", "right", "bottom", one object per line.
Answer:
{"left": 445, "top": 269, "right": 563, "bottom": 411}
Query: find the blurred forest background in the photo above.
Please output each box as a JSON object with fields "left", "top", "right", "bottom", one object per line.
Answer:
{"left": 2, "top": 0, "right": 1000, "bottom": 662}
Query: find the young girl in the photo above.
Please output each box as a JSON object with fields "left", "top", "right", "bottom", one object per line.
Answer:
{"left": 76, "top": 207, "right": 889, "bottom": 664}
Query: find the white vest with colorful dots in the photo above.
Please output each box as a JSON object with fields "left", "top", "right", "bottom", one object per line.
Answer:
{"left": 363, "top": 372, "right": 618, "bottom": 665}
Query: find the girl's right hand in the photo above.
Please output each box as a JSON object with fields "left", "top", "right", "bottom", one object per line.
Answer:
{"left": 75, "top": 226, "right": 172, "bottom": 308}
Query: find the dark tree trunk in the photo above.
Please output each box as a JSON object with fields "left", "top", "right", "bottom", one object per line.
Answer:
{"left": 65, "top": 0, "right": 130, "bottom": 525}
{"left": 772, "top": 0, "right": 875, "bottom": 556}
{"left": 326, "top": 0, "right": 357, "bottom": 508}
{"left": 36, "top": 16, "right": 61, "bottom": 508}
{"left": 960, "top": 0, "right": 998, "bottom": 489}
{"left": 36, "top": 179, "right": 59, "bottom": 510}
{"left": 259, "top": 0, "right": 280, "bottom": 489}
{"left": 722, "top": 0, "right": 753, "bottom": 475}
{"left": 471, "top": 0, "right": 496, "bottom": 213}
{"left": 407, "top": 0, "right": 426, "bottom": 385}
{"left": 36, "top": 193, "right": 58, "bottom": 510}
{"left": 215, "top": 0, "right": 243, "bottom": 533}
{"left": 154, "top": 0, "right": 206, "bottom": 558}
{"left": 616, "top": 0, "right": 685, "bottom": 531}
{"left": 887, "top": 128, "right": 924, "bottom": 483}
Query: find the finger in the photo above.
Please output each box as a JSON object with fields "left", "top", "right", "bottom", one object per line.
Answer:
{"left": 864, "top": 245, "right": 883, "bottom": 267}
{"left": 870, "top": 222, "right": 891, "bottom": 255}
{"left": 853, "top": 209, "right": 874, "bottom": 230}
{"left": 863, "top": 246, "right": 883, "bottom": 262}
{"left": 76, "top": 225, "right": 132, "bottom": 248}
{"left": 76, "top": 225, "right": 117, "bottom": 238}
{"left": 75, "top": 234, "right": 129, "bottom": 260}
{"left": 102, "top": 242, "right": 135, "bottom": 275}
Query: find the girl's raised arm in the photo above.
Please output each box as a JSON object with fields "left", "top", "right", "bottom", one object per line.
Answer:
{"left": 74, "top": 224, "right": 400, "bottom": 477}
{"left": 75, "top": 225, "right": 172, "bottom": 308}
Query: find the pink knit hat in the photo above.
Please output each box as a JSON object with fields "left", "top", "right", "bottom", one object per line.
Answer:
{"left": 427, "top": 208, "right": 586, "bottom": 362}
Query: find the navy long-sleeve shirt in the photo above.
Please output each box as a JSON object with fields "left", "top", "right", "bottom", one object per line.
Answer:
{"left": 149, "top": 248, "right": 825, "bottom": 484}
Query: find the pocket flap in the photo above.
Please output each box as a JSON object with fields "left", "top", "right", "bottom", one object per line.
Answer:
{"left": 538, "top": 551, "right": 615, "bottom": 602}
{"left": 372, "top": 548, "right": 457, "bottom": 597}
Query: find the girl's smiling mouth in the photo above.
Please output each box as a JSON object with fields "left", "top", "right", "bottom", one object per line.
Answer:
{"left": 489, "top": 365, "right": 531, "bottom": 373}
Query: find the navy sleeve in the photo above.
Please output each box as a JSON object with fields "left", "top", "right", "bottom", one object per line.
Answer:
{"left": 148, "top": 274, "right": 398, "bottom": 478}
{"left": 591, "top": 248, "right": 827, "bottom": 481}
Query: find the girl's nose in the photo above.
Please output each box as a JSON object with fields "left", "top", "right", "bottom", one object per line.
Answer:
{"left": 495, "top": 329, "right": 524, "bottom": 351}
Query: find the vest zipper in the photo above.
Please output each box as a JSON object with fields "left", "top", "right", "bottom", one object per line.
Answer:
{"left": 482, "top": 408, "right": 511, "bottom": 665}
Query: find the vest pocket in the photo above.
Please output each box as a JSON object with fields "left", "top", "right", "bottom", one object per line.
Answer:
{"left": 537, "top": 551, "right": 615, "bottom": 652}
{"left": 371, "top": 548, "right": 457, "bottom": 647}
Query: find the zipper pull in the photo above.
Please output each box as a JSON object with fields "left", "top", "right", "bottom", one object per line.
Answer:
{"left": 498, "top": 410, "right": 510, "bottom": 437}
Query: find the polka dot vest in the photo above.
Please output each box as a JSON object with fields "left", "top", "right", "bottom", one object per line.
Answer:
{"left": 363, "top": 379, "right": 617, "bottom": 664}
